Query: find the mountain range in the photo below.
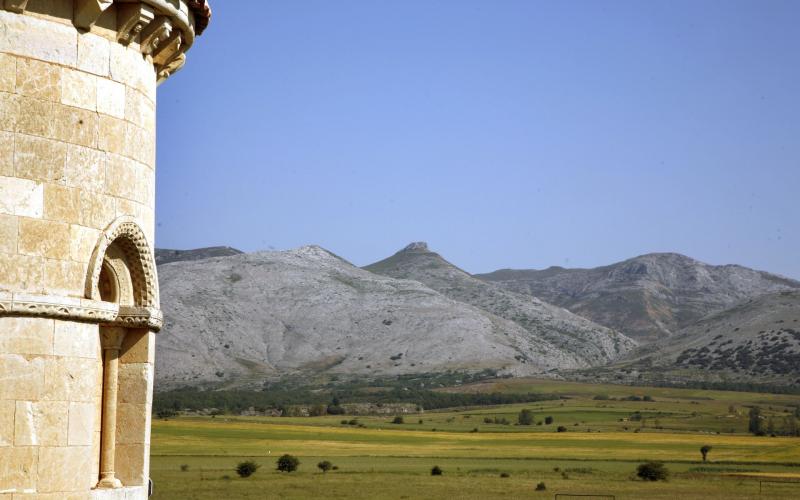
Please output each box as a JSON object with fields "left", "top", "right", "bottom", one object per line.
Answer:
{"left": 154, "top": 244, "right": 800, "bottom": 390}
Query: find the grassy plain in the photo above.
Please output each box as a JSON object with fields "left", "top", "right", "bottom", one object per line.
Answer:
{"left": 150, "top": 379, "right": 800, "bottom": 499}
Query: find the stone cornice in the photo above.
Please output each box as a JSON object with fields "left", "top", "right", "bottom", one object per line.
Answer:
{"left": 0, "top": 292, "right": 163, "bottom": 331}
{"left": 2, "top": 0, "right": 211, "bottom": 83}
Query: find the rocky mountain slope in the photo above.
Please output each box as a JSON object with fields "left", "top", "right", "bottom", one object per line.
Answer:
{"left": 155, "top": 246, "right": 593, "bottom": 390}
{"left": 364, "top": 243, "right": 636, "bottom": 366}
{"left": 476, "top": 253, "right": 800, "bottom": 343}
{"left": 155, "top": 246, "right": 243, "bottom": 265}
{"left": 585, "top": 291, "right": 800, "bottom": 386}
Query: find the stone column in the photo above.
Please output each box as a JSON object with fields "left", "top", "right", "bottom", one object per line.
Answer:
{"left": 97, "top": 327, "right": 126, "bottom": 489}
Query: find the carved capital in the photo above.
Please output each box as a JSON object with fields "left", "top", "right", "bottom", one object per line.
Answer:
{"left": 152, "top": 30, "right": 182, "bottom": 67}
{"left": 74, "top": 0, "right": 114, "bottom": 29}
{"left": 117, "top": 3, "right": 155, "bottom": 45}
{"left": 140, "top": 16, "right": 172, "bottom": 57}
{"left": 100, "top": 327, "right": 126, "bottom": 350}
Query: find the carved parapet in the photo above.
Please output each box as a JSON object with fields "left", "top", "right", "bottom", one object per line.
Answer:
{"left": 1, "top": 0, "right": 211, "bottom": 83}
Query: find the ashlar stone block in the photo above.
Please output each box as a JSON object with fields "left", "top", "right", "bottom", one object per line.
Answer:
{"left": 0, "top": 352, "right": 45, "bottom": 400}
{"left": 0, "top": 53, "right": 14, "bottom": 93}
{"left": 62, "top": 68, "right": 97, "bottom": 111}
{"left": 0, "top": 214, "right": 17, "bottom": 254}
{"left": 53, "top": 104, "right": 99, "bottom": 148}
{"left": 54, "top": 321, "right": 100, "bottom": 359}
{"left": 68, "top": 401, "right": 96, "bottom": 446}
{"left": 43, "top": 259, "right": 86, "bottom": 296}
{"left": 14, "top": 134, "right": 66, "bottom": 184}
{"left": 79, "top": 190, "right": 115, "bottom": 229}
{"left": 78, "top": 32, "right": 110, "bottom": 77}
{"left": 14, "top": 95, "right": 53, "bottom": 138}
{"left": 44, "top": 184, "right": 81, "bottom": 223}
{"left": 0, "top": 175, "right": 43, "bottom": 218}
{"left": 43, "top": 355, "right": 98, "bottom": 403}
{"left": 0, "top": 130, "right": 13, "bottom": 176}
{"left": 97, "top": 77, "right": 125, "bottom": 119}
{"left": 0, "top": 317, "right": 53, "bottom": 355}
{"left": 15, "top": 57, "right": 62, "bottom": 102}
{"left": 65, "top": 144, "right": 106, "bottom": 192}
{"left": 14, "top": 400, "right": 68, "bottom": 446}
{"left": 0, "top": 253, "right": 43, "bottom": 293}
{"left": 69, "top": 224, "right": 101, "bottom": 263}
{"left": 0, "top": 445, "right": 37, "bottom": 491}
{"left": 0, "top": 399, "right": 13, "bottom": 447}
{"left": 0, "top": 10, "right": 77, "bottom": 66}
{"left": 18, "top": 218, "right": 71, "bottom": 259}
{"left": 37, "top": 445, "right": 93, "bottom": 493}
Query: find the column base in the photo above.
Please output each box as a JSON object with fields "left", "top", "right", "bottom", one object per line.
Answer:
{"left": 96, "top": 475, "right": 123, "bottom": 489}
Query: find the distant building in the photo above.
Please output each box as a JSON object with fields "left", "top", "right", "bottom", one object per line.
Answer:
{"left": 0, "top": 1, "right": 210, "bottom": 497}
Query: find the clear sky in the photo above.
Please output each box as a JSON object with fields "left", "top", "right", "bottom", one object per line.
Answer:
{"left": 155, "top": 0, "right": 800, "bottom": 279}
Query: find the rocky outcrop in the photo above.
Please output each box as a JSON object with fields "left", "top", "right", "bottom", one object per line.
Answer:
{"left": 364, "top": 243, "right": 636, "bottom": 366}
{"left": 477, "top": 253, "right": 800, "bottom": 343}
{"left": 156, "top": 246, "right": 587, "bottom": 390}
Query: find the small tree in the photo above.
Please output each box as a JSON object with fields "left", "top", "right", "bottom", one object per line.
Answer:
{"left": 749, "top": 407, "right": 763, "bottom": 435}
{"left": 535, "top": 481, "right": 546, "bottom": 491}
{"left": 431, "top": 465, "right": 443, "bottom": 476}
{"left": 276, "top": 454, "right": 300, "bottom": 473}
{"left": 636, "top": 461, "right": 669, "bottom": 481}
{"left": 544, "top": 416, "right": 554, "bottom": 425}
{"left": 518, "top": 409, "right": 534, "bottom": 425}
{"left": 700, "top": 445, "right": 712, "bottom": 462}
{"left": 317, "top": 460, "right": 333, "bottom": 473}
{"left": 392, "top": 415, "right": 404, "bottom": 424}
{"left": 235, "top": 461, "right": 260, "bottom": 478}
{"left": 556, "top": 426, "right": 567, "bottom": 432}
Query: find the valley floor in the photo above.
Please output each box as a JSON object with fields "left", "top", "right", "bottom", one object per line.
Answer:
{"left": 149, "top": 381, "right": 800, "bottom": 499}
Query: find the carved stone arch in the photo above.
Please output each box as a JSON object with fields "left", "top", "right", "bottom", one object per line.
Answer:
{"left": 86, "top": 216, "right": 160, "bottom": 308}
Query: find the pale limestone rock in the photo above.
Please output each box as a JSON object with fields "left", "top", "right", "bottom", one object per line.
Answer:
{"left": 0, "top": 445, "right": 37, "bottom": 490}
{"left": 43, "top": 259, "right": 86, "bottom": 296}
{"left": 0, "top": 10, "right": 77, "bottom": 66}
{"left": 61, "top": 68, "right": 97, "bottom": 111}
{"left": 68, "top": 224, "right": 101, "bottom": 263}
{"left": 42, "top": 356, "right": 98, "bottom": 403}
{"left": 54, "top": 322, "right": 100, "bottom": 359}
{"left": 0, "top": 352, "right": 45, "bottom": 400}
{"left": 18, "top": 218, "right": 71, "bottom": 259}
{"left": 14, "top": 96, "right": 53, "bottom": 138}
{"left": 53, "top": 104, "right": 99, "bottom": 148}
{"left": 0, "top": 92, "right": 18, "bottom": 132}
{"left": 78, "top": 32, "right": 110, "bottom": 77}
{"left": 14, "top": 400, "right": 68, "bottom": 446}
{"left": 0, "top": 317, "right": 53, "bottom": 355}
{"left": 0, "top": 213, "right": 16, "bottom": 253}
{"left": 68, "top": 402, "right": 96, "bottom": 446}
{"left": 37, "top": 445, "right": 93, "bottom": 492}
{"left": 0, "top": 253, "right": 43, "bottom": 293}
{"left": 15, "top": 55, "right": 62, "bottom": 101}
{"left": 14, "top": 134, "right": 66, "bottom": 184}
{"left": 43, "top": 184, "right": 80, "bottom": 223}
{"left": 96, "top": 77, "right": 125, "bottom": 118}
{"left": 0, "top": 53, "right": 14, "bottom": 93}
{"left": 0, "top": 176, "right": 43, "bottom": 217}
{"left": 65, "top": 144, "right": 106, "bottom": 192}
{"left": 0, "top": 399, "right": 13, "bottom": 447}
{"left": 0, "top": 130, "right": 13, "bottom": 176}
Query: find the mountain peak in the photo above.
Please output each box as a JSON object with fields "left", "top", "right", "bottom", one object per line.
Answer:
{"left": 400, "top": 242, "right": 430, "bottom": 253}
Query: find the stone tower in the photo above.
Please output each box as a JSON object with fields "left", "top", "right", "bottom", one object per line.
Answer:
{"left": 0, "top": 1, "right": 210, "bottom": 497}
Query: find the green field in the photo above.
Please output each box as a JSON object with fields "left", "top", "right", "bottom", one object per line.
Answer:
{"left": 150, "top": 379, "right": 800, "bottom": 499}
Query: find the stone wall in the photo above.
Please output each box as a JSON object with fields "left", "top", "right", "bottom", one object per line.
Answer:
{"left": 0, "top": 1, "right": 208, "bottom": 497}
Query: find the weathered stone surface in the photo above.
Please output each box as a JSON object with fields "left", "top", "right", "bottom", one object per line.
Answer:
{"left": 0, "top": 10, "right": 77, "bottom": 66}
{"left": 69, "top": 224, "right": 101, "bottom": 263}
{"left": 79, "top": 190, "right": 115, "bottom": 229}
{"left": 115, "top": 403, "right": 147, "bottom": 445}
{"left": 120, "top": 330, "right": 154, "bottom": 364}
{"left": 0, "top": 176, "right": 42, "bottom": 218}
{"left": 43, "top": 356, "right": 98, "bottom": 403}
{"left": 0, "top": 317, "right": 53, "bottom": 356}
{"left": 14, "top": 96, "right": 53, "bottom": 138}
{"left": 97, "top": 114, "right": 126, "bottom": 155}
{"left": 18, "top": 218, "right": 71, "bottom": 259}
{"left": 43, "top": 259, "right": 86, "bottom": 296}
{"left": 14, "top": 134, "right": 66, "bottom": 184}
{"left": 0, "top": 130, "right": 13, "bottom": 176}
{"left": 53, "top": 104, "right": 99, "bottom": 148}
{"left": 14, "top": 400, "right": 68, "bottom": 446}
{"left": 15, "top": 57, "right": 61, "bottom": 102}
{"left": 44, "top": 184, "right": 80, "bottom": 223}
{"left": 0, "top": 445, "right": 37, "bottom": 490}
{"left": 37, "top": 445, "right": 93, "bottom": 492}
{"left": 68, "top": 401, "right": 96, "bottom": 446}
{"left": 0, "top": 92, "right": 18, "bottom": 132}
{"left": 54, "top": 321, "right": 100, "bottom": 359}
{"left": 114, "top": 443, "right": 147, "bottom": 486}
{"left": 118, "top": 363, "right": 152, "bottom": 407}
{"left": 0, "top": 53, "right": 14, "bottom": 93}
{"left": 124, "top": 87, "right": 154, "bottom": 131}
{"left": 0, "top": 253, "right": 43, "bottom": 293}
{"left": 77, "top": 33, "right": 110, "bottom": 77}
{"left": 97, "top": 78, "right": 125, "bottom": 118}
{"left": 65, "top": 144, "right": 106, "bottom": 192}
{"left": 62, "top": 68, "right": 97, "bottom": 111}
{"left": 0, "top": 399, "right": 13, "bottom": 447}
{"left": 0, "top": 352, "right": 45, "bottom": 400}
{"left": 0, "top": 213, "right": 17, "bottom": 254}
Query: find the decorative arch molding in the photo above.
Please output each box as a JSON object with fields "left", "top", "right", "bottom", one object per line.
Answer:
{"left": 86, "top": 216, "right": 160, "bottom": 308}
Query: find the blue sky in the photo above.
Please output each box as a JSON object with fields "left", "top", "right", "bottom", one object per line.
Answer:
{"left": 155, "top": 0, "right": 800, "bottom": 279}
